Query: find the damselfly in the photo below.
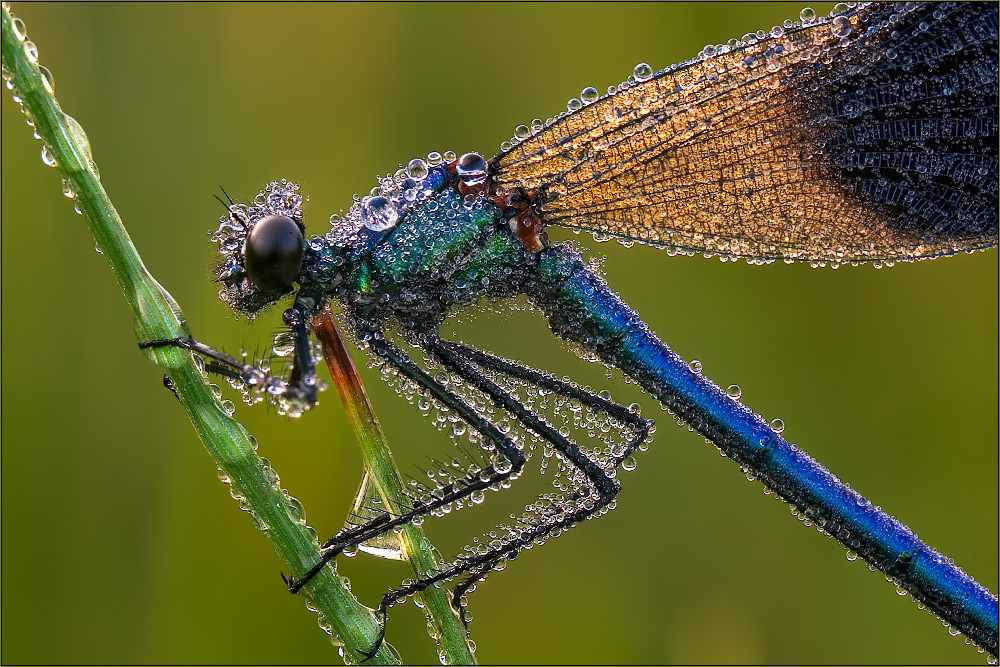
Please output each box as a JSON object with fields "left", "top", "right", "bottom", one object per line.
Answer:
{"left": 138, "top": 0, "right": 1000, "bottom": 660}
{"left": 2, "top": 2, "right": 996, "bottom": 664}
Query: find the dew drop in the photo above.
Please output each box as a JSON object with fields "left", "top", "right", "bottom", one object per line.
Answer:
{"left": 406, "top": 158, "right": 428, "bottom": 179}
{"left": 40, "top": 145, "right": 57, "bottom": 167}
{"left": 361, "top": 195, "right": 399, "bottom": 232}
{"left": 285, "top": 495, "right": 306, "bottom": 524}
{"left": 11, "top": 16, "right": 27, "bottom": 41}
{"left": 726, "top": 384, "right": 742, "bottom": 400}
{"left": 769, "top": 418, "right": 785, "bottom": 433}
{"left": 63, "top": 113, "right": 94, "bottom": 165}
{"left": 23, "top": 40, "right": 37, "bottom": 64}
{"left": 39, "top": 65, "right": 54, "bottom": 94}
{"left": 632, "top": 62, "right": 653, "bottom": 82}
{"left": 688, "top": 359, "right": 703, "bottom": 374}
{"left": 580, "top": 86, "right": 599, "bottom": 104}
{"left": 830, "top": 15, "right": 852, "bottom": 38}
{"left": 622, "top": 456, "right": 637, "bottom": 471}
{"left": 799, "top": 7, "right": 816, "bottom": 23}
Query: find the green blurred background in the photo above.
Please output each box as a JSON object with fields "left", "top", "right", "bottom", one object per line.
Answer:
{"left": 2, "top": 3, "right": 996, "bottom": 664}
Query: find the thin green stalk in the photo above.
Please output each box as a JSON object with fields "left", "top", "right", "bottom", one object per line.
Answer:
{"left": 1, "top": 5, "right": 396, "bottom": 663}
{"left": 314, "top": 311, "right": 477, "bottom": 665}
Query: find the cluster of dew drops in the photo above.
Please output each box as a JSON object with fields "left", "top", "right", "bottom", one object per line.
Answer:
{"left": 329, "top": 149, "right": 490, "bottom": 244}
{"left": 3, "top": 3, "right": 101, "bottom": 246}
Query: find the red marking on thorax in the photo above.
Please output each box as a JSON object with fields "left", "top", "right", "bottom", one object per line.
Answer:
{"left": 448, "top": 156, "right": 544, "bottom": 252}
{"left": 512, "top": 208, "right": 544, "bottom": 253}
{"left": 494, "top": 186, "right": 544, "bottom": 253}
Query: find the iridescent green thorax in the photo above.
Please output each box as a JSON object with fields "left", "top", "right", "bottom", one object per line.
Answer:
{"left": 333, "top": 185, "right": 535, "bottom": 335}
{"left": 368, "top": 189, "right": 502, "bottom": 285}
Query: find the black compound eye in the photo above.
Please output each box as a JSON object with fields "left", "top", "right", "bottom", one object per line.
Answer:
{"left": 243, "top": 214, "right": 304, "bottom": 293}
{"left": 457, "top": 152, "right": 488, "bottom": 186}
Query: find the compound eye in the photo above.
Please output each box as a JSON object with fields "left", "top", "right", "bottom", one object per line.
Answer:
{"left": 243, "top": 214, "right": 304, "bottom": 293}
{"left": 457, "top": 152, "right": 488, "bottom": 186}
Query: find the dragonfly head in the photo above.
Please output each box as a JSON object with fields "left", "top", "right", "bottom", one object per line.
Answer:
{"left": 211, "top": 180, "right": 306, "bottom": 318}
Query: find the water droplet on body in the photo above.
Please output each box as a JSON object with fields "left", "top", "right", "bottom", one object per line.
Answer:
{"left": 406, "top": 158, "right": 428, "bottom": 179}
{"left": 361, "top": 195, "right": 399, "bottom": 231}
{"left": 632, "top": 62, "right": 653, "bottom": 82}
{"left": 830, "top": 15, "right": 852, "bottom": 38}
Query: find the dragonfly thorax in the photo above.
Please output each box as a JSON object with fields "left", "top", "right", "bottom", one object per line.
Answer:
{"left": 327, "top": 177, "right": 539, "bottom": 338}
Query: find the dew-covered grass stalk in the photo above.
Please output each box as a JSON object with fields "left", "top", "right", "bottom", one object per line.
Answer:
{"left": 0, "top": 5, "right": 436, "bottom": 663}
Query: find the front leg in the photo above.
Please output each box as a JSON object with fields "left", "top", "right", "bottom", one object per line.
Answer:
{"left": 140, "top": 303, "right": 320, "bottom": 410}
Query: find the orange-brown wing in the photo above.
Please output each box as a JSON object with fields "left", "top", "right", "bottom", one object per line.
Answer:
{"left": 492, "top": 2, "right": 998, "bottom": 264}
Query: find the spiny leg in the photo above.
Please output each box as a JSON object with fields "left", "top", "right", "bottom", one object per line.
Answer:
{"left": 312, "top": 334, "right": 653, "bottom": 633}
{"left": 139, "top": 303, "right": 320, "bottom": 407}
{"left": 315, "top": 331, "right": 654, "bottom": 585}
{"left": 367, "top": 485, "right": 602, "bottom": 634}
{"left": 422, "top": 337, "right": 652, "bottom": 618}
{"left": 284, "top": 335, "right": 534, "bottom": 661}
{"left": 359, "top": 335, "right": 654, "bottom": 629}
{"left": 438, "top": 338, "right": 652, "bottom": 467}
{"left": 284, "top": 335, "right": 529, "bottom": 594}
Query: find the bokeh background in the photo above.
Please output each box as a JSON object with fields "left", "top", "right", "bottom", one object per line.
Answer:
{"left": 2, "top": 3, "right": 996, "bottom": 664}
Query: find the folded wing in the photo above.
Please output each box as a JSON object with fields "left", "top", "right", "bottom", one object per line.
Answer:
{"left": 493, "top": 2, "right": 999, "bottom": 263}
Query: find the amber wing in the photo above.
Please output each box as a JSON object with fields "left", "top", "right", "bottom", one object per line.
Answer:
{"left": 492, "top": 2, "right": 999, "bottom": 264}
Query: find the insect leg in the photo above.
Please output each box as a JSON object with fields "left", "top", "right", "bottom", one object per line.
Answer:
{"left": 284, "top": 335, "right": 529, "bottom": 595}
{"left": 423, "top": 337, "right": 652, "bottom": 614}
{"left": 438, "top": 338, "right": 652, "bottom": 465}
{"left": 139, "top": 302, "right": 319, "bottom": 407}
